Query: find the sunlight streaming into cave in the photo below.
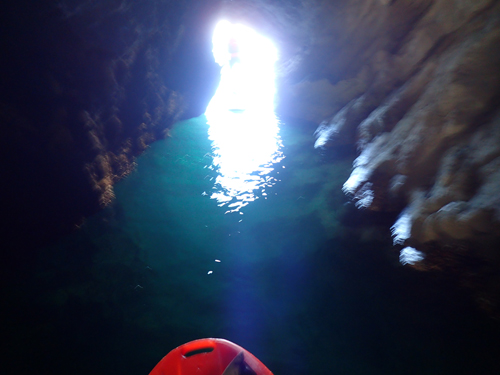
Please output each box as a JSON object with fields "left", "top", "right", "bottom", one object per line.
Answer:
{"left": 205, "top": 21, "right": 283, "bottom": 213}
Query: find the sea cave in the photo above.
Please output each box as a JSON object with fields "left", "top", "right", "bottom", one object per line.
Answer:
{"left": 2, "top": 1, "right": 500, "bottom": 374}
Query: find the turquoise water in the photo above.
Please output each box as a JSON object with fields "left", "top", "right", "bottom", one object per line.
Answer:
{"left": 10, "top": 115, "right": 500, "bottom": 374}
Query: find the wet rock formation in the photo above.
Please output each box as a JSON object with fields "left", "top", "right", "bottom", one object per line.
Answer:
{"left": 269, "top": 0, "right": 500, "bottom": 313}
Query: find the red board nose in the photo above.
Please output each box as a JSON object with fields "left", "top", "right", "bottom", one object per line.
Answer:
{"left": 149, "top": 338, "right": 273, "bottom": 375}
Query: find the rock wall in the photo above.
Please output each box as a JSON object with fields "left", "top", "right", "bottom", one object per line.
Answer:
{"left": 0, "top": 0, "right": 220, "bottom": 249}
{"left": 270, "top": 0, "right": 500, "bottom": 313}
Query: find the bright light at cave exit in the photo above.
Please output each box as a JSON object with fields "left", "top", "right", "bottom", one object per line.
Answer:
{"left": 205, "top": 20, "right": 283, "bottom": 213}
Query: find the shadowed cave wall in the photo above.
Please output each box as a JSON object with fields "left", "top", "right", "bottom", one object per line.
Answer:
{"left": 0, "top": 0, "right": 221, "bottom": 251}
{"left": 2, "top": 0, "right": 500, "bottom": 314}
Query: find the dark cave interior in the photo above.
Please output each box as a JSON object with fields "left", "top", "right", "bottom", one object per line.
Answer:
{"left": 1, "top": 1, "right": 500, "bottom": 373}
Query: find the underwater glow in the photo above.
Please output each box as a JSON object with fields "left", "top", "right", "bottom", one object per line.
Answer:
{"left": 205, "top": 21, "right": 283, "bottom": 212}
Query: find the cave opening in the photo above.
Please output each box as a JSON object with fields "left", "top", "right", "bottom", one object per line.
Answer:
{"left": 207, "top": 20, "right": 278, "bottom": 113}
{"left": 205, "top": 20, "right": 284, "bottom": 212}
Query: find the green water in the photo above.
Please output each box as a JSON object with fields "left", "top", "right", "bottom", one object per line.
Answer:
{"left": 9, "top": 115, "right": 500, "bottom": 374}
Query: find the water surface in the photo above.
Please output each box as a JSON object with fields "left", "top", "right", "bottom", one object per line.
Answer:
{"left": 6, "top": 115, "right": 500, "bottom": 375}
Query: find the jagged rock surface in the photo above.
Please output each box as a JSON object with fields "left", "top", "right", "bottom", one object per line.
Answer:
{"left": 276, "top": 0, "right": 500, "bottom": 312}
{"left": 0, "top": 0, "right": 220, "bottom": 248}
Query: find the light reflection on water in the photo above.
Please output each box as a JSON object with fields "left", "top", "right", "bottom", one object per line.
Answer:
{"left": 205, "top": 108, "right": 284, "bottom": 213}
{"left": 205, "top": 21, "right": 283, "bottom": 213}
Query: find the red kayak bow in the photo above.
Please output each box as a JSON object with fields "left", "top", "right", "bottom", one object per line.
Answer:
{"left": 149, "top": 338, "right": 273, "bottom": 375}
